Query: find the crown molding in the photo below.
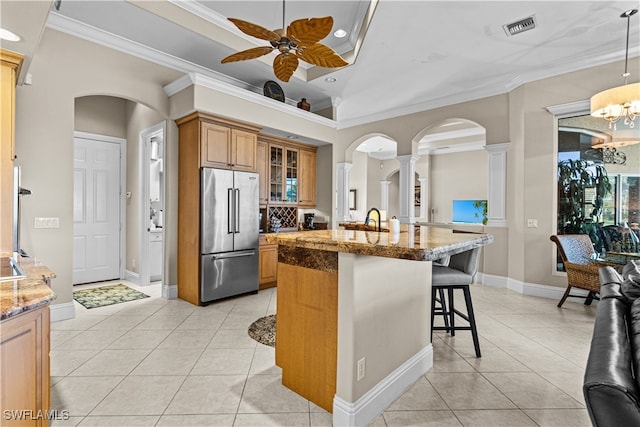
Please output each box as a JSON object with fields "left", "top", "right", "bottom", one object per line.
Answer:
{"left": 46, "top": 9, "right": 637, "bottom": 130}
{"left": 545, "top": 100, "right": 590, "bottom": 117}
{"left": 336, "top": 49, "right": 639, "bottom": 129}
{"left": 46, "top": 12, "right": 269, "bottom": 97}
{"left": 164, "top": 72, "right": 338, "bottom": 129}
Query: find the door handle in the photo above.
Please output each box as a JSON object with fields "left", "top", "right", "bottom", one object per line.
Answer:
{"left": 228, "top": 188, "right": 234, "bottom": 234}
{"left": 211, "top": 250, "right": 256, "bottom": 260}
{"left": 234, "top": 188, "right": 240, "bottom": 233}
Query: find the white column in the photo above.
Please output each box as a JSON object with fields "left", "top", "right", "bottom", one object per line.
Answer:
{"left": 484, "top": 143, "right": 510, "bottom": 227}
{"left": 380, "top": 181, "right": 391, "bottom": 213}
{"left": 418, "top": 177, "right": 427, "bottom": 220}
{"left": 336, "top": 163, "right": 353, "bottom": 222}
{"left": 331, "top": 97, "right": 342, "bottom": 121}
{"left": 397, "top": 155, "right": 418, "bottom": 224}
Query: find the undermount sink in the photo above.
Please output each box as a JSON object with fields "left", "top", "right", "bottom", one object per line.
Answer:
{"left": 0, "top": 256, "right": 26, "bottom": 282}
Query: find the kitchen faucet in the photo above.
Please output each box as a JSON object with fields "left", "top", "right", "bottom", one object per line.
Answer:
{"left": 364, "top": 207, "right": 382, "bottom": 232}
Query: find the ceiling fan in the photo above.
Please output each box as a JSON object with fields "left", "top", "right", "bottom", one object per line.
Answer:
{"left": 221, "top": 1, "right": 348, "bottom": 82}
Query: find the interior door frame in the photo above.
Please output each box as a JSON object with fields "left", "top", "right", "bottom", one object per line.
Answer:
{"left": 73, "top": 131, "right": 126, "bottom": 281}
{"left": 139, "top": 121, "right": 166, "bottom": 286}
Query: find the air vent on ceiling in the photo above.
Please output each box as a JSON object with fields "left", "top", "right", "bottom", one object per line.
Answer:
{"left": 503, "top": 16, "right": 536, "bottom": 36}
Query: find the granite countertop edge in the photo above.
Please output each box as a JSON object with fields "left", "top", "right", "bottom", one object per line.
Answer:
{"left": 265, "top": 228, "right": 494, "bottom": 261}
{"left": 0, "top": 258, "right": 57, "bottom": 321}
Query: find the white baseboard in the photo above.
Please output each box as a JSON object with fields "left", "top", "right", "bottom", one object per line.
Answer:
{"left": 50, "top": 301, "right": 75, "bottom": 322}
{"left": 479, "top": 273, "right": 590, "bottom": 303}
{"left": 125, "top": 270, "right": 141, "bottom": 284}
{"left": 333, "top": 345, "right": 433, "bottom": 427}
{"left": 478, "top": 273, "right": 508, "bottom": 288}
{"left": 162, "top": 284, "right": 178, "bottom": 299}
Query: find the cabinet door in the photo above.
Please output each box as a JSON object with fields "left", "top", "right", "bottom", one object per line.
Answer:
{"left": 284, "top": 148, "right": 298, "bottom": 204}
{"left": 231, "top": 129, "right": 257, "bottom": 171}
{"left": 0, "top": 306, "right": 50, "bottom": 427}
{"left": 200, "top": 122, "right": 230, "bottom": 168}
{"left": 298, "top": 150, "right": 316, "bottom": 207}
{"left": 269, "top": 145, "right": 284, "bottom": 203}
{"left": 257, "top": 141, "right": 268, "bottom": 205}
{"left": 259, "top": 244, "right": 278, "bottom": 287}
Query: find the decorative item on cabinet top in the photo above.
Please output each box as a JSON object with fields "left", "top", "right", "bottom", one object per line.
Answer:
{"left": 297, "top": 98, "right": 311, "bottom": 111}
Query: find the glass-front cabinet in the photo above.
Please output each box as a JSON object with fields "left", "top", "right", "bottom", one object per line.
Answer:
{"left": 269, "top": 145, "right": 298, "bottom": 204}
{"left": 270, "top": 145, "right": 283, "bottom": 202}
{"left": 285, "top": 149, "right": 298, "bottom": 203}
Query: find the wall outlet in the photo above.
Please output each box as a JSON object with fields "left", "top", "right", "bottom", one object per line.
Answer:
{"left": 527, "top": 219, "right": 538, "bottom": 228}
{"left": 357, "top": 357, "right": 366, "bottom": 381}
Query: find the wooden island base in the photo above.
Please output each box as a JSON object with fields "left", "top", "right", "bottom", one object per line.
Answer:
{"left": 266, "top": 227, "right": 493, "bottom": 426}
{"left": 275, "top": 246, "right": 338, "bottom": 412}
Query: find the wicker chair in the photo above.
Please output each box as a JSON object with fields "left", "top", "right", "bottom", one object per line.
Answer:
{"left": 550, "top": 234, "right": 603, "bottom": 307}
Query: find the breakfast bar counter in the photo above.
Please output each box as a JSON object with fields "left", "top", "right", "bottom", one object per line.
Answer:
{"left": 265, "top": 227, "right": 492, "bottom": 426}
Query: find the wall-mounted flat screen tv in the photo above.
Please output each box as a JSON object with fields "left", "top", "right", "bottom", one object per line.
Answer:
{"left": 452, "top": 200, "right": 487, "bottom": 224}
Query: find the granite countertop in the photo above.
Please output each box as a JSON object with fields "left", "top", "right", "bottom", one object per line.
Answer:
{"left": 265, "top": 226, "right": 493, "bottom": 261}
{"left": 0, "top": 257, "right": 56, "bottom": 321}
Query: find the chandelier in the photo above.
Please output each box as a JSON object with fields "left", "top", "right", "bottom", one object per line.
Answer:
{"left": 590, "top": 9, "right": 640, "bottom": 130}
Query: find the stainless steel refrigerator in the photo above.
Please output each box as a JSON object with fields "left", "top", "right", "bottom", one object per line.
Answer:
{"left": 200, "top": 168, "right": 259, "bottom": 303}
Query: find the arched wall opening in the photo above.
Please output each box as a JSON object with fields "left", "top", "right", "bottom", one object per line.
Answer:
{"left": 340, "top": 134, "right": 398, "bottom": 223}
{"left": 74, "top": 95, "right": 167, "bottom": 287}
{"left": 411, "top": 118, "right": 488, "bottom": 224}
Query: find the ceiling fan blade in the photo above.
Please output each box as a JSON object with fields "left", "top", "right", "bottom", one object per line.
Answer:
{"left": 273, "top": 53, "right": 299, "bottom": 82}
{"left": 297, "top": 43, "right": 348, "bottom": 68}
{"left": 287, "top": 16, "right": 333, "bottom": 45}
{"left": 221, "top": 46, "right": 274, "bottom": 63}
{"left": 228, "top": 18, "right": 280, "bottom": 42}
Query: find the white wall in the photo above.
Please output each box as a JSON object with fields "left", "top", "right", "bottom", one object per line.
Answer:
{"left": 429, "top": 150, "right": 488, "bottom": 224}
{"left": 14, "top": 29, "right": 181, "bottom": 309}
{"left": 124, "top": 102, "right": 165, "bottom": 275}
{"left": 74, "top": 96, "right": 127, "bottom": 138}
{"left": 349, "top": 150, "right": 368, "bottom": 221}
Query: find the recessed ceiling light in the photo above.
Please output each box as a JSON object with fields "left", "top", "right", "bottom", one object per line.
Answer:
{"left": 287, "top": 135, "right": 299, "bottom": 140}
{"left": 0, "top": 28, "right": 21, "bottom": 42}
{"left": 334, "top": 29, "right": 347, "bottom": 38}
{"left": 325, "top": 77, "right": 337, "bottom": 83}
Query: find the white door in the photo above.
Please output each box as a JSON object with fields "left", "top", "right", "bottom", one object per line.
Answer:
{"left": 73, "top": 137, "right": 121, "bottom": 284}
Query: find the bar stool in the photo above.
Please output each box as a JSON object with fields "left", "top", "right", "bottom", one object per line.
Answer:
{"left": 430, "top": 247, "right": 482, "bottom": 357}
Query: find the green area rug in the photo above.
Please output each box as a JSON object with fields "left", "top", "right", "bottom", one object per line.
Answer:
{"left": 73, "top": 284, "right": 150, "bottom": 309}
{"left": 248, "top": 315, "right": 276, "bottom": 347}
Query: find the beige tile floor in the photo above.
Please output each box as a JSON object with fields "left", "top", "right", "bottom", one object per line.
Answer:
{"left": 49, "top": 281, "right": 595, "bottom": 426}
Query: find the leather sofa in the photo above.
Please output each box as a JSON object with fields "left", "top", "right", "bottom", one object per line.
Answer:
{"left": 584, "top": 260, "right": 640, "bottom": 427}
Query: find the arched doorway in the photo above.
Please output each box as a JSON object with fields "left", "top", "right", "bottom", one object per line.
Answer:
{"left": 412, "top": 119, "right": 487, "bottom": 224}
{"left": 73, "top": 95, "right": 167, "bottom": 287}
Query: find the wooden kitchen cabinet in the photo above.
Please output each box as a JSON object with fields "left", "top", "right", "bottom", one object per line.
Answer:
{"left": 0, "top": 305, "right": 50, "bottom": 427}
{"left": 199, "top": 117, "right": 258, "bottom": 171}
{"left": 176, "top": 112, "right": 261, "bottom": 305}
{"left": 259, "top": 134, "right": 317, "bottom": 208}
{"left": 257, "top": 140, "right": 268, "bottom": 206}
{"left": 259, "top": 235, "right": 277, "bottom": 288}
{"left": 1, "top": 49, "right": 22, "bottom": 254}
{"left": 298, "top": 149, "right": 316, "bottom": 207}
{"left": 268, "top": 144, "right": 299, "bottom": 204}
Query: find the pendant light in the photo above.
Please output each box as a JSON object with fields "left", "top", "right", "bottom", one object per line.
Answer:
{"left": 590, "top": 9, "right": 640, "bottom": 130}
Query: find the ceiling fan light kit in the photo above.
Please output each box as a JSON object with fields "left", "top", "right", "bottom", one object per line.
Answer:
{"left": 221, "top": 1, "right": 348, "bottom": 82}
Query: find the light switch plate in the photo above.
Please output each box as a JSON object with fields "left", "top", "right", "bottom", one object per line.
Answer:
{"left": 527, "top": 219, "right": 538, "bottom": 228}
{"left": 34, "top": 217, "right": 60, "bottom": 228}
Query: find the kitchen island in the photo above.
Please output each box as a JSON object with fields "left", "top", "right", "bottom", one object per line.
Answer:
{"left": 1, "top": 256, "right": 56, "bottom": 427}
{"left": 265, "top": 226, "right": 493, "bottom": 426}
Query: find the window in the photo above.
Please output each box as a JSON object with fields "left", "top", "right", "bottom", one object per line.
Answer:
{"left": 556, "top": 113, "right": 640, "bottom": 270}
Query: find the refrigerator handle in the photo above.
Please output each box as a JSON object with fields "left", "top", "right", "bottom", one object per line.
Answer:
{"left": 227, "top": 188, "right": 234, "bottom": 234}
{"left": 234, "top": 188, "right": 240, "bottom": 233}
